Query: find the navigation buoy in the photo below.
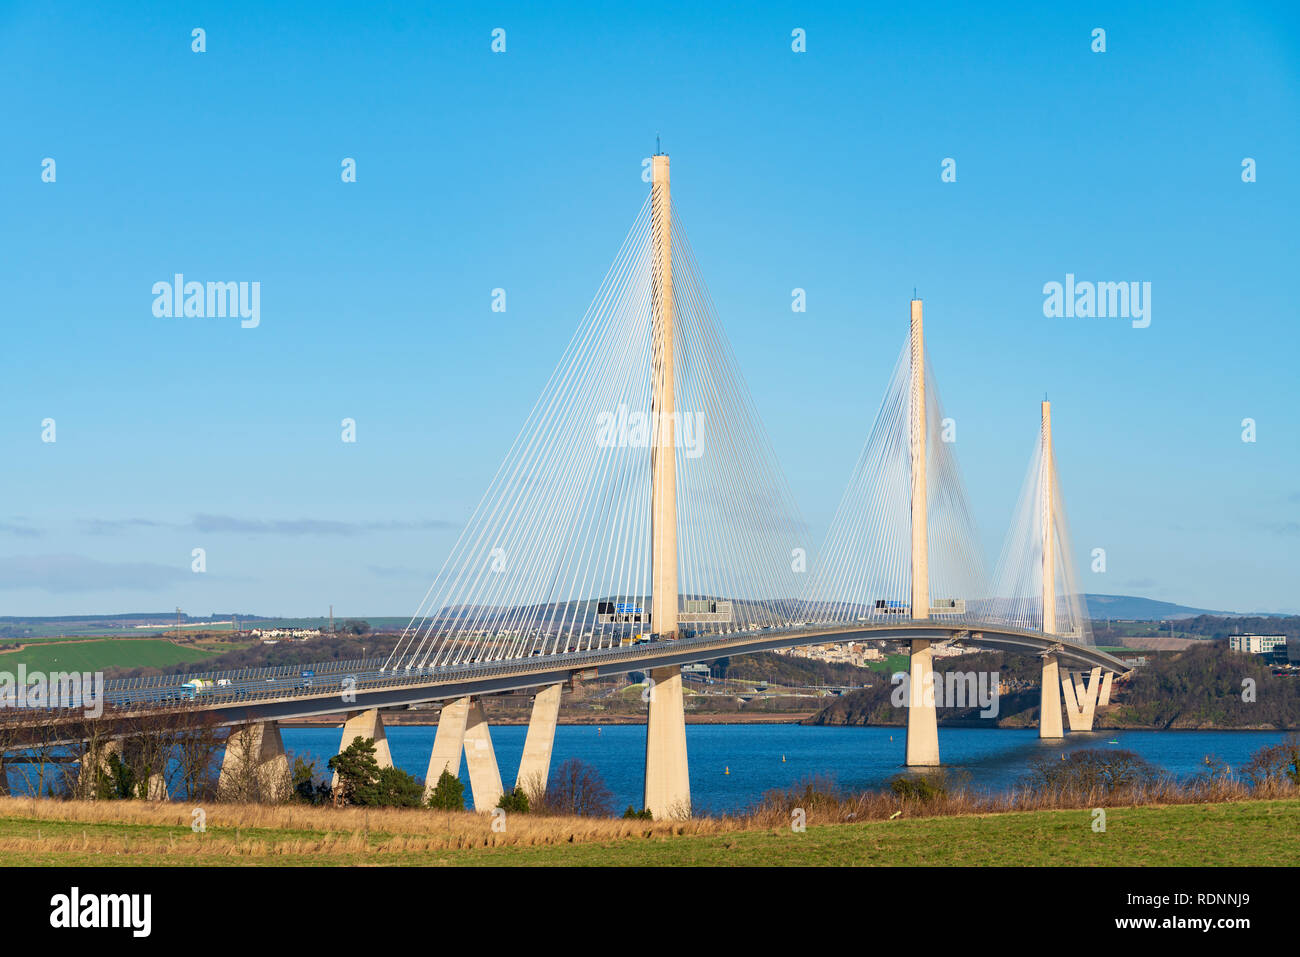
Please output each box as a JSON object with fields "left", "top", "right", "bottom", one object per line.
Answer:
{"left": 724, "top": 766, "right": 730, "bottom": 775}
{"left": 781, "top": 754, "right": 786, "bottom": 763}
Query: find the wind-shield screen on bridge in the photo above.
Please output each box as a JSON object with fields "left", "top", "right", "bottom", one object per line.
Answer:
{"left": 387, "top": 196, "right": 807, "bottom": 669}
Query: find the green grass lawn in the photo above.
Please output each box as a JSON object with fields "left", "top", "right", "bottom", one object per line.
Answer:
{"left": 0, "top": 639, "right": 222, "bottom": 673}
{"left": 435, "top": 800, "right": 1300, "bottom": 866}
{"left": 868, "top": 653, "right": 911, "bottom": 674}
{"left": 2, "top": 799, "right": 1293, "bottom": 866}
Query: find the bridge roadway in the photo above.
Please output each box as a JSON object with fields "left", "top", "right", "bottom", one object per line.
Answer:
{"left": 74, "top": 620, "right": 1129, "bottom": 729}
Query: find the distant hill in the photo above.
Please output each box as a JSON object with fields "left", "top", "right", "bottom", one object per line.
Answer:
{"left": 1084, "top": 594, "right": 1228, "bottom": 621}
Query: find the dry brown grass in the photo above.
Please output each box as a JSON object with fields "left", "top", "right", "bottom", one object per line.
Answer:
{"left": 3, "top": 749, "right": 1295, "bottom": 864}
{"left": 0, "top": 795, "right": 745, "bottom": 857}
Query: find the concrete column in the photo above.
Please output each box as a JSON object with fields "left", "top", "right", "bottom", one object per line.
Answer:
{"left": 905, "top": 638, "right": 940, "bottom": 766}
{"left": 650, "top": 152, "right": 678, "bottom": 640}
{"left": 81, "top": 738, "right": 170, "bottom": 800}
{"left": 463, "top": 699, "right": 504, "bottom": 812}
{"left": 424, "top": 695, "right": 470, "bottom": 801}
{"left": 218, "top": 721, "right": 288, "bottom": 801}
{"left": 145, "top": 773, "right": 169, "bottom": 802}
{"left": 909, "top": 298, "right": 928, "bottom": 621}
{"left": 1041, "top": 401, "right": 1056, "bottom": 635}
{"left": 515, "top": 683, "right": 562, "bottom": 796}
{"left": 79, "top": 739, "right": 119, "bottom": 800}
{"left": 1062, "top": 667, "right": 1103, "bottom": 732}
{"left": 1098, "top": 671, "right": 1114, "bottom": 706}
{"left": 80, "top": 739, "right": 169, "bottom": 801}
{"left": 1085, "top": 667, "right": 1102, "bottom": 723}
{"left": 644, "top": 665, "right": 690, "bottom": 818}
{"left": 1040, "top": 654, "right": 1063, "bottom": 738}
{"left": 332, "top": 708, "right": 393, "bottom": 790}
{"left": 1072, "top": 671, "right": 1088, "bottom": 706}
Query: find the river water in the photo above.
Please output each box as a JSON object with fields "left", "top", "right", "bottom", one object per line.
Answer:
{"left": 282, "top": 724, "right": 1288, "bottom": 814}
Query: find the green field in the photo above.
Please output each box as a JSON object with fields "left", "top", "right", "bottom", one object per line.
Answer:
{"left": 868, "top": 653, "right": 911, "bottom": 674}
{"left": 0, "top": 639, "right": 223, "bottom": 673}
{"left": 423, "top": 800, "right": 1300, "bottom": 866}
{"left": 1, "top": 799, "right": 1293, "bottom": 866}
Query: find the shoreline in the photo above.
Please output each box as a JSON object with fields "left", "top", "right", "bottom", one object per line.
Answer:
{"left": 280, "top": 712, "right": 818, "bottom": 729}
{"left": 278, "top": 713, "right": 1296, "bottom": 732}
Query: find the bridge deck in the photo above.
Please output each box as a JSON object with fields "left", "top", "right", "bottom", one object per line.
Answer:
{"left": 4, "top": 621, "right": 1130, "bottom": 736}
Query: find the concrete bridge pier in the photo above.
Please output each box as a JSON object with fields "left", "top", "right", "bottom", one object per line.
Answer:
{"left": 1039, "top": 654, "right": 1064, "bottom": 739}
{"left": 332, "top": 708, "right": 393, "bottom": 791}
{"left": 905, "top": 639, "right": 940, "bottom": 766}
{"left": 1062, "top": 666, "right": 1103, "bottom": 732}
{"left": 425, "top": 695, "right": 469, "bottom": 794}
{"left": 463, "top": 698, "right": 504, "bottom": 811}
{"left": 218, "top": 721, "right": 289, "bottom": 802}
{"left": 645, "top": 665, "right": 690, "bottom": 819}
{"left": 515, "top": 683, "right": 562, "bottom": 798}
{"left": 80, "top": 738, "right": 169, "bottom": 801}
{"left": 1098, "top": 671, "right": 1114, "bottom": 706}
{"left": 424, "top": 696, "right": 503, "bottom": 812}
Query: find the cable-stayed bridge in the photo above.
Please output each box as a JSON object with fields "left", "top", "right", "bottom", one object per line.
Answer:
{"left": 5, "top": 155, "right": 1127, "bottom": 818}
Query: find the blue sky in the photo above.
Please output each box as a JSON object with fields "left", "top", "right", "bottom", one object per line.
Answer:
{"left": 1, "top": 1, "right": 1297, "bottom": 617}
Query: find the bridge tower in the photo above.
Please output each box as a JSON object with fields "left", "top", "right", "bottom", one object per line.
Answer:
{"left": 1038, "top": 400, "right": 1064, "bottom": 738}
{"left": 644, "top": 152, "right": 691, "bottom": 819}
{"left": 905, "top": 297, "right": 941, "bottom": 766}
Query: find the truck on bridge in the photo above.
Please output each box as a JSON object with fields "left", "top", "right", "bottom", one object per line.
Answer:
{"left": 179, "top": 679, "right": 214, "bottom": 700}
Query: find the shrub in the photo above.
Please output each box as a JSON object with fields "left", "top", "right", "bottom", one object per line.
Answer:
{"left": 497, "top": 787, "right": 530, "bottom": 814}
{"left": 888, "top": 773, "right": 947, "bottom": 802}
{"left": 1022, "top": 748, "right": 1163, "bottom": 796}
{"left": 427, "top": 769, "right": 465, "bottom": 811}
{"left": 536, "top": 759, "right": 614, "bottom": 817}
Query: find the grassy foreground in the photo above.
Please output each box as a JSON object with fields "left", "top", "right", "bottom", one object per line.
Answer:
{"left": 0, "top": 796, "right": 1295, "bottom": 866}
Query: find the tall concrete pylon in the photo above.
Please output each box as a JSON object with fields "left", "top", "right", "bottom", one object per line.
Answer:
{"left": 644, "top": 152, "right": 690, "bottom": 818}
{"left": 1038, "top": 401, "right": 1065, "bottom": 739}
{"left": 905, "top": 297, "right": 940, "bottom": 767}
{"left": 650, "top": 153, "right": 678, "bottom": 647}
{"left": 1041, "top": 400, "right": 1055, "bottom": 636}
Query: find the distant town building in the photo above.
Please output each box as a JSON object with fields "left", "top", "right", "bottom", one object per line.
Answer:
{"left": 776, "top": 641, "right": 885, "bottom": 667}
{"left": 248, "top": 628, "right": 326, "bottom": 641}
{"left": 1228, "top": 634, "right": 1286, "bottom": 656}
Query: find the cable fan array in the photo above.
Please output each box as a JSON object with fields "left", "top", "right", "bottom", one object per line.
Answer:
{"left": 385, "top": 198, "right": 808, "bottom": 669}
{"left": 987, "top": 412, "right": 1094, "bottom": 645}
{"left": 800, "top": 331, "right": 987, "bottom": 625}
